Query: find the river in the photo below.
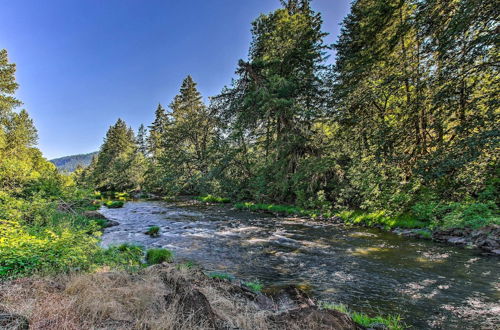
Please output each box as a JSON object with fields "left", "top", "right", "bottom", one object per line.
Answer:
{"left": 99, "top": 200, "right": 499, "bottom": 329}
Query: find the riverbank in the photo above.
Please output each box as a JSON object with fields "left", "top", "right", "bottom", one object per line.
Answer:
{"left": 0, "top": 262, "right": 403, "bottom": 330}
{"left": 190, "top": 197, "right": 500, "bottom": 255}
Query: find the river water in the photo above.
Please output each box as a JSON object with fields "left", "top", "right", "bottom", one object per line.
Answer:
{"left": 100, "top": 201, "right": 499, "bottom": 329}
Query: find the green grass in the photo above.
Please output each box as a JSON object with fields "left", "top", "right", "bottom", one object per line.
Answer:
{"left": 234, "top": 202, "right": 310, "bottom": 216}
{"left": 145, "top": 225, "right": 160, "bottom": 237}
{"left": 338, "top": 210, "right": 427, "bottom": 230}
{"left": 208, "top": 271, "right": 234, "bottom": 281}
{"left": 195, "top": 195, "right": 231, "bottom": 203}
{"left": 145, "top": 248, "right": 173, "bottom": 265}
{"left": 104, "top": 200, "right": 125, "bottom": 208}
{"left": 243, "top": 280, "right": 263, "bottom": 292}
{"left": 320, "top": 302, "right": 405, "bottom": 330}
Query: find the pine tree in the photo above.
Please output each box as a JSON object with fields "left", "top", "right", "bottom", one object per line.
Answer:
{"left": 136, "top": 124, "right": 148, "bottom": 156}
{"left": 153, "top": 76, "right": 217, "bottom": 194}
{"left": 91, "top": 119, "right": 141, "bottom": 191}
{"left": 214, "top": 0, "right": 329, "bottom": 201}
{"left": 147, "top": 104, "right": 169, "bottom": 159}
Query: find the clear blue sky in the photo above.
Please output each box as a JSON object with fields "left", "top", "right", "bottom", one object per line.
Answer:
{"left": 0, "top": 0, "right": 351, "bottom": 159}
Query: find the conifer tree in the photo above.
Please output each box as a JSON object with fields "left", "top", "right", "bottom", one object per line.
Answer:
{"left": 136, "top": 124, "right": 148, "bottom": 156}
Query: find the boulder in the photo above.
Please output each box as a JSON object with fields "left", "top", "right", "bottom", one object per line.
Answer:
{"left": 83, "top": 210, "right": 107, "bottom": 220}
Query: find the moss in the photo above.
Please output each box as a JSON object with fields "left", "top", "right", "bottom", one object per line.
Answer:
{"left": 146, "top": 248, "right": 173, "bottom": 265}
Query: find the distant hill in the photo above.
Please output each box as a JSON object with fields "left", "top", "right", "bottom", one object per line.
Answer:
{"left": 50, "top": 152, "right": 98, "bottom": 172}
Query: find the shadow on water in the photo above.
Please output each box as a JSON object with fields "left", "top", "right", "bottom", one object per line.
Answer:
{"left": 100, "top": 201, "right": 500, "bottom": 329}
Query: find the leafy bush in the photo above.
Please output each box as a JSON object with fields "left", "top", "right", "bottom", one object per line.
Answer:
{"left": 104, "top": 200, "right": 124, "bottom": 208}
{"left": 243, "top": 280, "right": 263, "bottom": 292}
{"left": 195, "top": 195, "right": 231, "bottom": 203}
{"left": 320, "top": 302, "right": 404, "bottom": 330}
{"left": 145, "top": 248, "right": 173, "bottom": 265}
{"left": 412, "top": 201, "right": 499, "bottom": 229}
{"left": 0, "top": 218, "right": 100, "bottom": 278}
{"left": 145, "top": 225, "right": 160, "bottom": 237}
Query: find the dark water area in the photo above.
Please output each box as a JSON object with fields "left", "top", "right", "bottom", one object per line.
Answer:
{"left": 100, "top": 201, "right": 500, "bottom": 329}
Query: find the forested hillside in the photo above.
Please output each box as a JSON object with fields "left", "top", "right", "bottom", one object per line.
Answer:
{"left": 50, "top": 151, "right": 98, "bottom": 172}
{"left": 81, "top": 0, "right": 499, "bottom": 231}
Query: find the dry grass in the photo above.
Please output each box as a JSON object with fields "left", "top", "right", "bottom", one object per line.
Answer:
{"left": 0, "top": 265, "right": 269, "bottom": 330}
{"left": 0, "top": 265, "right": 360, "bottom": 330}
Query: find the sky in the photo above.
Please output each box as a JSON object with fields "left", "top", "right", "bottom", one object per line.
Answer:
{"left": 0, "top": 0, "right": 352, "bottom": 159}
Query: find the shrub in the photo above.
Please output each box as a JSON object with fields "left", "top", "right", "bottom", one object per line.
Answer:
{"left": 104, "top": 201, "right": 124, "bottom": 208}
{"left": 412, "top": 201, "right": 499, "bottom": 229}
{"left": 0, "top": 219, "right": 100, "bottom": 278}
{"left": 145, "top": 248, "right": 173, "bottom": 265}
{"left": 243, "top": 280, "right": 263, "bottom": 292}
{"left": 145, "top": 225, "right": 160, "bottom": 237}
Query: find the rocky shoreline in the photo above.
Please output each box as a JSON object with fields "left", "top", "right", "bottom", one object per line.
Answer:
{"left": 392, "top": 225, "right": 500, "bottom": 255}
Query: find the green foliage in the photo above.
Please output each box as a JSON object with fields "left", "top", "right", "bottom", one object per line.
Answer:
{"left": 93, "top": 243, "right": 144, "bottom": 270}
{"left": 338, "top": 210, "right": 427, "bottom": 230}
{"left": 243, "top": 280, "right": 263, "bottom": 292}
{"left": 195, "top": 195, "right": 231, "bottom": 203}
{"left": 145, "top": 225, "right": 160, "bottom": 237}
{"left": 104, "top": 200, "right": 124, "bottom": 208}
{"left": 208, "top": 272, "right": 234, "bottom": 281}
{"left": 320, "top": 302, "right": 405, "bottom": 330}
{"left": 145, "top": 248, "right": 173, "bottom": 265}
{"left": 412, "top": 201, "right": 500, "bottom": 230}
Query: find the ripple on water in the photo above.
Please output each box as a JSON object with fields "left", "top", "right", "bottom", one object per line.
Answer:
{"left": 100, "top": 201, "right": 500, "bottom": 329}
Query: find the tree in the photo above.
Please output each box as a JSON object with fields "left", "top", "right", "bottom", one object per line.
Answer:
{"left": 151, "top": 76, "right": 217, "bottom": 194}
{"left": 214, "top": 0, "right": 329, "bottom": 201}
{"left": 90, "top": 119, "right": 143, "bottom": 191}
{"left": 147, "top": 104, "right": 169, "bottom": 159}
{"left": 136, "top": 124, "right": 148, "bottom": 156}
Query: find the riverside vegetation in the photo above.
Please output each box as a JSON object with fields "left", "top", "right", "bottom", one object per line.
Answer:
{"left": 0, "top": 0, "right": 498, "bottom": 329}
{"left": 75, "top": 0, "right": 498, "bottom": 235}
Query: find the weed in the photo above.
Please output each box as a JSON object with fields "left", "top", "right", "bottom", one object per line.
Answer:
{"left": 145, "top": 225, "right": 160, "bottom": 237}
{"left": 243, "top": 280, "right": 263, "bottom": 292}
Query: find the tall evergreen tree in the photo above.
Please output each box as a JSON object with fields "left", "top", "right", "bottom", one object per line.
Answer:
{"left": 136, "top": 124, "right": 148, "bottom": 156}
{"left": 91, "top": 119, "right": 142, "bottom": 191}
{"left": 147, "top": 104, "right": 169, "bottom": 159}
{"left": 214, "top": 0, "right": 329, "bottom": 201}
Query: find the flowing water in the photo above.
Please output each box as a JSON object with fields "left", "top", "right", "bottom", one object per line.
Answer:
{"left": 100, "top": 201, "right": 499, "bottom": 329}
